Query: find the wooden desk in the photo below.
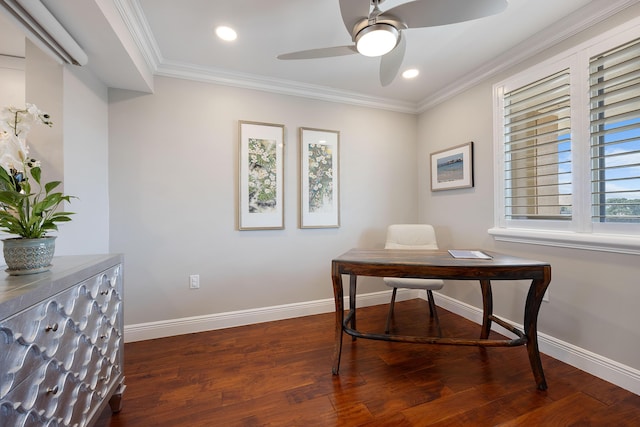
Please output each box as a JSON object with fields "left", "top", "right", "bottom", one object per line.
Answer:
{"left": 331, "top": 248, "right": 551, "bottom": 390}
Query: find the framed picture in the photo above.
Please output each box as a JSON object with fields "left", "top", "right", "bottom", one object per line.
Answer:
{"left": 430, "top": 141, "right": 474, "bottom": 191}
{"left": 238, "top": 121, "right": 285, "bottom": 230}
{"left": 299, "top": 127, "right": 340, "bottom": 228}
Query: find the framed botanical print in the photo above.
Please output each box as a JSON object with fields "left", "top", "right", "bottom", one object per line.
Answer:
{"left": 299, "top": 127, "right": 340, "bottom": 228}
{"left": 238, "top": 121, "right": 285, "bottom": 230}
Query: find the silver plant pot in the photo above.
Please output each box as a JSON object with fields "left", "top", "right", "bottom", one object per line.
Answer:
{"left": 3, "top": 236, "right": 56, "bottom": 275}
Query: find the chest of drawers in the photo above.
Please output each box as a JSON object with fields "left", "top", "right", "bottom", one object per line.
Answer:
{"left": 0, "top": 254, "right": 125, "bottom": 427}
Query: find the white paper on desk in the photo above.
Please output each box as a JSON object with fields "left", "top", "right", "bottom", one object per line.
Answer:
{"left": 448, "top": 250, "right": 492, "bottom": 259}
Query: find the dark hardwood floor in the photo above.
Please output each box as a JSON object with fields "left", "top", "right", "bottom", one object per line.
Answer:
{"left": 96, "top": 299, "right": 640, "bottom": 426}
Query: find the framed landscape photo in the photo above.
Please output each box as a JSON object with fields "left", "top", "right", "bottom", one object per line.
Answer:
{"left": 430, "top": 141, "right": 474, "bottom": 191}
{"left": 238, "top": 121, "right": 285, "bottom": 230}
{"left": 299, "top": 127, "right": 340, "bottom": 228}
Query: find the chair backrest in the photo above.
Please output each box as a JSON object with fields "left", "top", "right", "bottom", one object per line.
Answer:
{"left": 384, "top": 224, "right": 439, "bottom": 250}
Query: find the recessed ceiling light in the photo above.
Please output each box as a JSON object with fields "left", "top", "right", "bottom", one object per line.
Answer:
{"left": 402, "top": 69, "right": 419, "bottom": 79}
{"left": 215, "top": 26, "right": 237, "bottom": 41}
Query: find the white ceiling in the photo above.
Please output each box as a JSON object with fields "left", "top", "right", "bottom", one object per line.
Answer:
{"left": 2, "top": 0, "right": 638, "bottom": 112}
{"left": 137, "top": 0, "right": 594, "bottom": 104}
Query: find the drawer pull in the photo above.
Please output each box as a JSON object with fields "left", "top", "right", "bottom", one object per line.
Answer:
{"left": 47, "top": 385, "right": 59, "bottom": 395}
{"left": 45, "top": 323, "right": 59, "bottom": 332}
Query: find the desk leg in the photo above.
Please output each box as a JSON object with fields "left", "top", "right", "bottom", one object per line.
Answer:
{"left": 525, "top": 271, "right": 551, "bottom": 390}
{"left": 479, "top": 280, "right": 493, "bottom": 339}
{"left": 332, "top": 264, "right": 344, "bottom": 375}
{"left": 349, "top": 274, "right": 357, "bottom": 341}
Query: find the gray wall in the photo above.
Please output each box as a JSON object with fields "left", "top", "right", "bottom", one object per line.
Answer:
{"left": 109, "top": 76, "right": 418, "bottom": 325}
{"left": 417, "top": 6, "right": 640, "bottom": 371}
{"left": 58, "top": 63, "right": 110, "bottom": 255}
{"left": 3, "top": 0, "right": 637, "bottom": 391}
{"left": 0, "top": 41, "right": 110, "bottom": 256}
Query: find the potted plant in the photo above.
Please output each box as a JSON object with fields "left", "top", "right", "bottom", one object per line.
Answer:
{"left": 0, "top": 104, "right": 74, "bottom": 275}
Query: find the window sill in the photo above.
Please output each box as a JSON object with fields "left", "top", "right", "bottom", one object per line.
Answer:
{"left": 488, "top": 227, "right": 640, "bottom": 255}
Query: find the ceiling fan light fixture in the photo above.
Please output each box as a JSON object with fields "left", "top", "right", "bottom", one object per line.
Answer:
{"left": 355, "top": 23, "right": 399, "bottom": 57}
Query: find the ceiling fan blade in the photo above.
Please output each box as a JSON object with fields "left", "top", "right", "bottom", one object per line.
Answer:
{"left": 339, "top": 0, "right": 371, "bottom": 35}
{"left": 277, "top": 45, "right": 357, "bottom": 60}
{"left": 380, "top": 33, "right": 405, "bottom": 87}
{"left": 384, "top": 0, "right": 507, "bottom": 29}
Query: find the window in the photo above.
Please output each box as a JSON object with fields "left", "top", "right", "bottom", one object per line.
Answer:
{"left": 491, "top": 19, "right": 640, "bottom": 254}
{"left": 503, "top": 69, "right": 573, "bottom": 221}
{"left": 590, "top": 39, "right": 640, "bottom": 225}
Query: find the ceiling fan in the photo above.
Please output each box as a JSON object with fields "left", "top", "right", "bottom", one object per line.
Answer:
{"left": 277, "top": 0, "right": 508, "bottom": 86}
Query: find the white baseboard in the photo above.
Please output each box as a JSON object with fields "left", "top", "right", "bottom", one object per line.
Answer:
{"left": 433, "top": 292, "right": 640, "bottom": 396}
{"left": 124, "top": 289, "right": 639, "bottom": 396}
{"left": 124, "top": 288, "right": 419, "bottom": 342}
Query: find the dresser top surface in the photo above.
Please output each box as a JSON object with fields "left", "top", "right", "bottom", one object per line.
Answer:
{"left": 0, "top": 254, "right": 123, "bottom": 319}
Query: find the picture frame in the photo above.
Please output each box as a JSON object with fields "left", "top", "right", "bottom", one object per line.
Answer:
{"left": 430, "top": 141, "right": 474, "bottom": 191}
{"left": 299, "top": 127, "right": 340, "bottom": 228}
{"left": 238, "top": 121, "right": 285, "bottom": 230}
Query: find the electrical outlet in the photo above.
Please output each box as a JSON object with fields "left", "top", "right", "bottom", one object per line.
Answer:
{"left": 189, "top": 274, "right": 200, "bottom": 289}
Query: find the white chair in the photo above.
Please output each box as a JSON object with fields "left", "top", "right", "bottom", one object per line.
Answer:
{"left": 383, "top": 224, "right": 444, "bottom": 336}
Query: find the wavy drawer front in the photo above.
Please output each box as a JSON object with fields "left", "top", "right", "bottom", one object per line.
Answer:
{"left": 0, "top": 256, "right": 124, "bottom": 427}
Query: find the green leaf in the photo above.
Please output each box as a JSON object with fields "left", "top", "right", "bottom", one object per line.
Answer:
{"left": 31, "top": 166, "right": 42, "bottom": 184}
{"left": 0, "top": 167, "right": 14, "bottom": 187}
{"left": 49, "top": 215, "right": 73, "bottom": 222}
{"left": 50, "top": 211, "right": 74, "bottom": 218}
{"left": 0, "top": 190, "right": 27, "bottom": 208}
{"left": 0, "top": 212, "right": 21, "bottom": 228}
{"left": 32, "top": 193, "right": 63, "bottom": 214}
{"left": 44, "top": 180, "right": 61, "bottom": 193}
{"left": 0, "top": 160, "right": 75, "bottom": 237}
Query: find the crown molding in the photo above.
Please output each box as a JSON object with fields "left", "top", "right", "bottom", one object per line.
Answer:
{"left": 417, "top": 0, "right": 639, "bottom": 112}
{"left": 114, "top": 0, "right": 161, "bottom": 74}
{"left": 119, "top": 0, "right": 637, "bottom": 115}
{"left": 121, "top": 0, "right": 418, "bottom": 113}
{"left": 155, "top": 60, "right": 419, "bottom": 114}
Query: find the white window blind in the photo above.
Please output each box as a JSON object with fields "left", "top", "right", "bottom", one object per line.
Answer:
{"left": 590, "top": 38, "right": 640, "bottom": 223}
{"left": 503, "top": 70, "right": 572, "bottom": 220}
{"left": 492, "top": 18, "right": 640, "bottom": 253}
